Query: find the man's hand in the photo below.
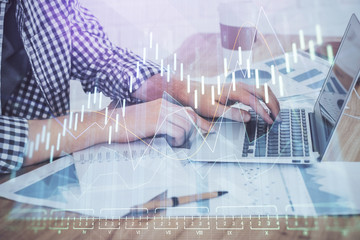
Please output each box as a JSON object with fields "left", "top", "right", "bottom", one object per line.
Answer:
{"left": 133, "top": 74, "right": 280, "bottom": 124}
{"left": 188, "top": 81, "right": 280, "bottom": 124}
{"left": 108, "top": 98, "right": 212, "bottom": 147}
{"left": 25, "top": 98, "right": 212, "bottom": 166}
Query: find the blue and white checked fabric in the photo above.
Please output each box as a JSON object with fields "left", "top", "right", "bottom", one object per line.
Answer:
{"left": 0, "top": 0, "right": 8, "bottom": 114}
{"left": 0, "top": 115, "right": 27, "bottom": 173}
{"left": 0, "top": 0, "right": 161, "bottom": 173}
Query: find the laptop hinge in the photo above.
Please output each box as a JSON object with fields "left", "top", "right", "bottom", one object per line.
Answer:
{"left": 308, "top": 112, "right": 320, "bottom": 154}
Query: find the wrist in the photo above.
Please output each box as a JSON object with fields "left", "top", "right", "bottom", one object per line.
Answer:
{"left": 65, "top": 111, "right": 105, "bottom": 152}
{"left": 87, "top": 111, "right": 108, "bottom": 145}
{"left": 131, "top": 73, "right": 200, "bottom": 108}
{"left": 166, "top": 76, "right": 200, "bottom": 108}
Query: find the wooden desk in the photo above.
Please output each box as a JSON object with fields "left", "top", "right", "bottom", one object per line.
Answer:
{"left": 1, "top": 34, "right": 360, "bottom": 240}
{"left": 0, "top": 195, "right": 359, "bottom": 240}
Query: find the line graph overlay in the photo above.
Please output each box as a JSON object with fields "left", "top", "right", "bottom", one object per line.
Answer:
{"left": 22, "top": 4, "right": 334, "bottom": 198}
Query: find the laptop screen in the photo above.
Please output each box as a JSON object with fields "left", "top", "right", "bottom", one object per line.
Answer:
{"left": 314, "top": 14, "right": 360, "bottom": 157}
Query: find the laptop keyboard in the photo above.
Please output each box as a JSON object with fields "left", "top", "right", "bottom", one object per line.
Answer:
{"left": 242, "top": 109, "right": 310, "bottom": 158}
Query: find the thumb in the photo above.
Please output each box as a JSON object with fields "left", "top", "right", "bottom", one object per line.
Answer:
{"left": 185, "top": 108, "right": 214, "bottom": 133}
{"left": 195, "top": 114, "right": 214, "bottom": 133}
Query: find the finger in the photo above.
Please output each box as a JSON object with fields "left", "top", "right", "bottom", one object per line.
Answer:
{"left": 267, "top": 86, "right": 280, "bottom": 108}
{"left": 214, "top": 104, "right": 251, "bottom": 122}
{"left": 176, "top": 107, "right": 196, "bottom": 123}
{"left": 167, "top": 109, "right": 195, "bottom": 142}
{"left": 255, "top": 86, "right": 280, "bottom": 119}
{"left": 229, "top": 85, "right": 273, "bottom": 124}
{"left": 246, "top": 94, "right": 273, "bottom": 124}
{"left": 217, "top": 83, "right": 232, "bottom": 105}
{"left": 267, "top": 87, "right": 281, "bottom": 120}
{"left": 185, "top": 108, "right": 213, "bottom": 133}
{"left": 173, "top": 107, "right": 201, "bottom": 148}
{"left": 159, "top": 102, "right": 200, "bottom": 147}
{"left": 163, "top": 120, "right": 187, "bottom": 147}
{"left": 240, "top": 84, "right": 280, "bottom": 120}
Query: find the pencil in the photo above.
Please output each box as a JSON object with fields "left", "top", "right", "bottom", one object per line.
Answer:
{"left": 135, "top": 191, "right": 228, "bottom": 211}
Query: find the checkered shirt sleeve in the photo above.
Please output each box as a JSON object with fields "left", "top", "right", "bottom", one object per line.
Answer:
{"left": 0, "top": 0, "right": 163, "bottom": 173}
{"left": 69, "top": 1, "right": 161, "bottom": 103}
{"left": 0, "top": 1, "right": 7, "bottom": 112}
{"left": 0, "top": 116, "right": 28, "bottom": 173}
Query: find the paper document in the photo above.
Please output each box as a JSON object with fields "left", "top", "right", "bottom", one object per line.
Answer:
{"left": 73, "top": 138, "right": 179, "bottom": 191}
{"left": 166, "top": 161, "right": 360, "bottom": 217}
{"left": 255, "top": 51, "right": 330, "bottom": 100}
{"left": 198, "top": 50, "right": 329, "bottom": 103}
{"left": 0, "top": 138, "right": 189, "bottom": 218}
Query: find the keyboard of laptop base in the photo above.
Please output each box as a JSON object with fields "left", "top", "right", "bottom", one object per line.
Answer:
{"left": 242, "top": 109, "right": 310, "bottom": 158}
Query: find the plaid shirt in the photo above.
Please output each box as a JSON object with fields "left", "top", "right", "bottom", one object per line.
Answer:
{"left": 0, "top": 0, "right": 160, "bottom": 173}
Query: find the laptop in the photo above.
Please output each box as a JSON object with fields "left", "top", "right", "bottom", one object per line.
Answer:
{"left": 188, "top": 14, "right": 360, "bottom": 164}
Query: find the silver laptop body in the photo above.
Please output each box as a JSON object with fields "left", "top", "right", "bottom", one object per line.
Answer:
{"left": 189, "top": 14, "right": 360, "bottom": 164}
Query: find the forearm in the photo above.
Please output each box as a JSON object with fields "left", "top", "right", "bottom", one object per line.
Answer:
{"left": 131, "top": 72, "right": 279, "bottom": 124}
{"left": 24, "top": 103, "right": 160, "bottom": 167}
{"left": 25, "top": 112, "right": 107, "bottom": 166}
{"left": 131, "top": 73, "right": 199, "bottom": 107}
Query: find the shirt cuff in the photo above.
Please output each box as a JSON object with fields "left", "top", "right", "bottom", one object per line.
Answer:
{"left": 0, "top": 116, "right": 28, "bottom": 173}
{"left": 115, "top": 47, "right": 162, "bottom": 103}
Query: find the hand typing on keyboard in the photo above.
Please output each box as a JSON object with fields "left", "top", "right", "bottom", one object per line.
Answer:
{"left": 185, "top": 82, "right": 280, "bottom": 125}
{"left": 242, "top": 109, "right": 310, "bottom": 158}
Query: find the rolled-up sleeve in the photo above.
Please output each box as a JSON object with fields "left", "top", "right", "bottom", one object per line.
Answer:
{"left": 0, "top": 116, "right": 28, "bottom": 174}
{"left": 68, "top": 0, "right": 161, "bottom": 103}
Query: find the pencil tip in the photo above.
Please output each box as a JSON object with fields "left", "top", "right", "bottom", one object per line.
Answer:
{"left": 217, "top": 191, "right": 228, "bottom": 196}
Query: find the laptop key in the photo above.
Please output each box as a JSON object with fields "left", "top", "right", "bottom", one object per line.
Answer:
{"left": 267, "top": 153, "right": 279, "bottom": 157}
{"left": 255, "top": 144, "right": 266, "bottom": 156}
{"left": 293, "top": 151, "right": 304, "bottom": 157}
{"left": 268, "top": 150, "right": 278, "bottom": 155}
{"left": 280, "top": 152, "right": 291, "bottom": 157}
{"left": 246, "top": 118, "right": 257, "bottom": 143}
{"left": 268, "top": 142, "right": 279, "bottom": 146}
{"left": 267, "top": 146, "right": 278, "bottom": 151}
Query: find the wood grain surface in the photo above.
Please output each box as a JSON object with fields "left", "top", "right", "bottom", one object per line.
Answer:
{"left": 1, "top": 34, "right": 359, "bottom": 240}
